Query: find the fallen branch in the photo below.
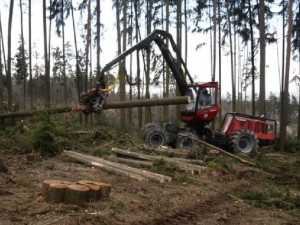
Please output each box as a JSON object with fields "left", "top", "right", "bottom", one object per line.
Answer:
{"left": 178, "top": 134, "right": 256, "bottom": 167}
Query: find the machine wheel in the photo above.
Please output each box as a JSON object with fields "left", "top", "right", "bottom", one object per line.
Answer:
{"left": 145, "top": 127, "right": 169, "bottom": 147}
{"left": 141, "top": 123, "right": 160, "bottom": 140}
{"left": 228, "top": 129, "right": 258, "bottom": 155}
{"left": 175, "top": 132, "right": 197, "bottom": 150}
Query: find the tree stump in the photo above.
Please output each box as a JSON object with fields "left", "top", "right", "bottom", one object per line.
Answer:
{"left": 46, "top": 183, "right": 68, "bottom": 203}
{"left": 77, "top": 180, "right": 111, "bottom": 198}
{"left": 76, "top": 180, "right": 101, "bottom": 201}
{"left": 42, "top": 180, "right": 73, "bottom": 192}
{"left": 64, "top": 184, "right": 89, "bottom": 205}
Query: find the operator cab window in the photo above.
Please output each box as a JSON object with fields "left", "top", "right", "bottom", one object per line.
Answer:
{"left": 198, "top": 87, "right": 215, "bottom": 109}
{"left": 182, "top": 87, "right": 198, "bottom": 113}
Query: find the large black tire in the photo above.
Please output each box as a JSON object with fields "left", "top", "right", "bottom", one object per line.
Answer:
{"left": 145, "top": 127, "right": 169, "bottom": 148}
{"left": 228, "top": 129, "right": 258, "bottom": 155}
{"left": 175, "top": 132, "right": 197, "bottom": 150}
{"left": 140, "top": 123, "right": 160, "bottom": 140}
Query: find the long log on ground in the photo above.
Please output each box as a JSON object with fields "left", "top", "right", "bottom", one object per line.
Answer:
{"left": 111, "top": 148, "right": 206, "bottom": 173}
{"left": 0, "top": 96, "right": 190, "bottom": 119}
{"left": 177, "top": 134, "right": 256, "bottom": 167}
{"left": 64, "top": 150, "right": 172, "bottom": 183}
{"left": 109, "top": 155, "right": 153, "bottom": 168}
{"left": 64, "top": 152, "right": 146, "bottom": 181}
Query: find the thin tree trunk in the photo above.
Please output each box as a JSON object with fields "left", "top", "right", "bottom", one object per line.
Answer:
{"left": 7, "top": 0, "right": 14, "bottom": 111}
{"left": 259, "top": 0, "right": 266, "bottom": 116}
{"left": 120, "top": 0, "right": 127, "bottom": 129}
{"left": 226, "top": 1, "right": 236, "bottom": 112}
{"left": 218, "top": 0, "right": 222, "bottom": 125}
{"left": 164, "top": 0, "right": 170, "bottom": 120}
{"left": 144, "top": 0, "right": 152, "bottom": 123}
{"left": 62, "top": 0, "right": 67, "bottom": 105}
{"left": 85, "top": 0, "right": 91, "bottom": 93}
{"left": 212, "top": 0, "right": 216, "bottom": 82}
{"left": 19, "top": 0, "right": 26, "bottom": 110}
{"left": 248, "top": 0, "right": 255, "bottom": 115}
{"left": 134, "top": 0, "right": 142, "bottom": 129}
{"left": 43, "top": 0, "right": 50, "bottom": 108}
{"left": 96, "top": 0, "right": 102, "bottom": 87}
{"left": 176, "top": 0, "right": 182, "bottom": 119}
{"left": 279, "top": 0, "right": 293, "bottom": 152}
{"left": 280, "top": 0, "right": 285, "bottom": 120}
{"left": 28, "top": 0, "right": 33, "bottom": 109}
{"left": 0, "top": 12, "right": 7, "bottom": 75}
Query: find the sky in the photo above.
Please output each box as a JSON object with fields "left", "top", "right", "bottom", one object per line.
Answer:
{"left": 0, "top": 0, "right": 299, "bottom": 99}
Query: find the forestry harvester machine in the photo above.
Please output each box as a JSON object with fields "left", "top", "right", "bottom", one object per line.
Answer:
{"left": 79, "top": 30, "right": 276, "bottom": 155}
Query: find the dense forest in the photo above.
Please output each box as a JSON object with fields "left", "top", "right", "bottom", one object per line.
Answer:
{"left": 0, "top": 0, "right": 300, "bottom": 151}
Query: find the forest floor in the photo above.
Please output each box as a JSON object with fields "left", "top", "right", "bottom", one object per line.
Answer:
{"left": 0, "top": 118, "right": 300, "bottom": 225}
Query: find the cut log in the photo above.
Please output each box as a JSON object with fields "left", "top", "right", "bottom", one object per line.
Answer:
{"left": 177, "top": 134, "right": 256, "bottom": 167}
{"left": 0, "top": 96, "right": 190, "bottom": 119}
{"left": 64, "top": 184, "right": 89, "bottom": 205}
{"left": 64, "top": 152, "right": 146, "bottom": 181}
{"left": 108, "top": 155, "right": 153, "bottom": 167}
{"left": 111, "top": 148, "right": 206, "bottom": 173}
{"left": 77, "top": 180, "right": 111, "bottom": 198}
{"left": 65, "top": 150, "right": 172, "bottom": 183}
{"left": 46, "top": 183, "right": 68, "bottom": 203}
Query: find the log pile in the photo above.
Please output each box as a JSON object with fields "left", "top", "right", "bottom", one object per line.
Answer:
{"left": 63, "top": 150, "right": 172, "bottom": 183}
{"left": 111, "top": 148, "right": 206, "bottom": 175}
{"left": 42, "top": 179, "right": 111, "bottom": 205}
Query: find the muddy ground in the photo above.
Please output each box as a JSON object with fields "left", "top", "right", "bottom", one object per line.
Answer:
{"left": 0, "top": 141, "right": 300, "bottom": 225}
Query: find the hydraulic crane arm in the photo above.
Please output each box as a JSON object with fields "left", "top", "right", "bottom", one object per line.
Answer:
{"left": 80, "top": 30, "right": 194, "bottom": 114}
{"left": 98, "top": 29, "right": 194, "bottom": 95}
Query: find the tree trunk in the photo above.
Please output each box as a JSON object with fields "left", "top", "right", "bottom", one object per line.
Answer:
{"left": 20, "top": 0, "right": 26, "bottom": 110}
{"left": 7, "top": 0, "right": 14, "bottom": 111}
{"left": 43, "top": 0, "right": 50, "bottom": 108}
{"left": 144, "top": 0, "right": 153, "bottom": 123}
{"left": 176, "top": 0, "right": 182, "bottom": 119}
{"left": 218, "top": 0, "right": 222, "bottom": 126}
{"left": 164, "top": 0, "right": 170, "bottom": 120}
{"left": 62, "top": 0, "right": 67, "bottom": 105}
{"left": 279, "top": 0, "right": 294, "bottom": 152}
{"left": 259, "top": 0, "right": 266, "bottom": 117}
{"left": 120, "top": 0, "right": 127, "bottom": 130}
{"left": 134, "top": 0, "right": 142, "bottom": 129}
{"left": 248, "top": 0, "right": 255, "bottom": 115}
{"left": 0, "top": 96, "right": 190, "bottom": 119}
{"left": 226, "top": 1, "right": 236, "bottom": 112}
{"left": 28, "top": 0, "right": 33, "bottom": 110}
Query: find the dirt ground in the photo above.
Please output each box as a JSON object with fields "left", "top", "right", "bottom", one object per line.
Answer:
{"left": 1, "top": 148, "right": 299, "bottom": 225}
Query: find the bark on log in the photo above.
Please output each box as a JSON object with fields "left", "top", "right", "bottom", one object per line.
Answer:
{"left": 64, "top": 152, "right": 146, "bottom": 181}
{"left": 177, "top": 134, "right": 256, "bottom": 167}
{"left": 111, "top": 148, "right": 206, "bottom": 173}
{"left": 0, "top": 96, "right": 190, "bottom": 119}
{"left": 76, "top": 181, "right": 101, "bottom": 200}
{"left": 108, "top": 155, "right": 153, "bottom": 167}
{"left": 77, "top": 180, "right": 111, "bottom": 198}
{"left": 46, "top": 183, "right": 68, "bottom": 203}
{"left": 64, "top": 184, "right": 89, "bottom": 205}
{"left": 64, "top": 150, "right": 172, "bottom": 183}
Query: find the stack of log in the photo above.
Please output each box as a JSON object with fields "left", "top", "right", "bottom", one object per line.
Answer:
{"left": 111, "top": 148, "right": 206, "bottom": 175}
{"left": 64, "top": 150, "right": 172, "bottom": 183}
{"left": 42, "top": 179, "right": 111, "bottom": 205}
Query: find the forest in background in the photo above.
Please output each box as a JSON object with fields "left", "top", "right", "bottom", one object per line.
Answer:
{"left": 0, "top": 0, "right": 300, "bottom": 151}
